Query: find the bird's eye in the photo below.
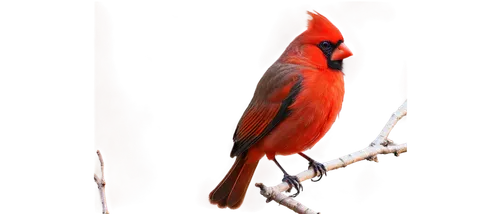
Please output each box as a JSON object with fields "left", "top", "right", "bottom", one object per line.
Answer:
{"left": 318, "top": 41, "right": 333, "bottom": 52}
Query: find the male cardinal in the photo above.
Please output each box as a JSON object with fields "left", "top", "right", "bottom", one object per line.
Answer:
{"left": 209, "top": 11, "right": 353, "bottom": 209}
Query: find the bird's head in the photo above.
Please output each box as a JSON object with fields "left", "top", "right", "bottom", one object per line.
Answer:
{"left": 282, "top": 11, "right": 353, "bottom": 71}
{"left": 261, "top": 5, "right": 355, "bottom": 71}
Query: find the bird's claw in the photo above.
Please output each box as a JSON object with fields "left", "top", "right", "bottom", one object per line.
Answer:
{"left": 308, "top": 161, "right": 327, "bottom": 182}
{"left": 282, "top": 174, "right": 303, "bottom": 197}
{"left": 300, "top": 152, "right": 328, "bottom": 177}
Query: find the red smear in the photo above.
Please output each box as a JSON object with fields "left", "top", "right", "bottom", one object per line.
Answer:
{"left": 354, "top": 165, "right": 380, "bottom": 202}
{"left": 94, "top": 0, "right": 155, "bottom": 209}
{"left": 399, "top": 60, "right": 408, "bottom": 100}
{"left": 321, "top": 0, "right": 396, "bottom": 84}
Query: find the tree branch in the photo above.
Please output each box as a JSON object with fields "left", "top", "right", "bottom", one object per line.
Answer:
{"left": 94, "top": 150, "right": 109, "bottom": 214}
{"left": 256, "top": 183, "right": 321, "bottom": 214}
{"left": 370, "top": 100, "right": 407, "bottom": 147}
{"left": 256, "top": 100, "right": 407, "bottom": 214}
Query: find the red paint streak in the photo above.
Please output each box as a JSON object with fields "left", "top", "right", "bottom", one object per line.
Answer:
{"left": 321, "top": 0, "right": 396, "bottom": 84}
{"left": 94, "top": 1, "right": 155, "bottom": 209}
{"left": 354, "top": 165, "right": 380, "bottom": 202}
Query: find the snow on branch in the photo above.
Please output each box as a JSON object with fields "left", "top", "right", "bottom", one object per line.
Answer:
{"left": 256, "top": 100, "right": 407, "bottom": 214}
{"left": 94, "top": 150, "right": 110, "bottom": 214}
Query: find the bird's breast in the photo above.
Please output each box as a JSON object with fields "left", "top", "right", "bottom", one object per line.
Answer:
{"left": 292, "top": 69, "right": 345, "bottom": 144}
{"left": 259, "top": 69, "right": 345, "bottom": 158}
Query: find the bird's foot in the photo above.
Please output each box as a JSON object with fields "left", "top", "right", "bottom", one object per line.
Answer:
{"left": 301, "top": 153, "right": 328, "bottom": 177}
{"left": 311, "top": 159, "right": 328, "bottom": 177}
{"left": 282, "top": 174, "right": 303, "bottom": 197}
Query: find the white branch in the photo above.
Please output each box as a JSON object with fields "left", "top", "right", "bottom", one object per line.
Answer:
{"left": 371, "top": 100, "right": 407, "bottom": 147}
{"left": 256, "top": 100, "right": 407, "bottom": 213}
{"left": 256, "top": 183, "right": 320, "bottom": 214}
{"left": 91, "top": 174, "right": 103, "bottom": 185}
{"left": 94, "top": 150, "right": 109, "bottom": 214}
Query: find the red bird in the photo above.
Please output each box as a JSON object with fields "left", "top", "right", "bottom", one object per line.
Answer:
{"left": 209, "top": 11, "right": 353, "bottom": 209}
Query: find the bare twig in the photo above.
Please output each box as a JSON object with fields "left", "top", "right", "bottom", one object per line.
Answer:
{"left": 370, "top": 100, "right": 407, "bottom": 147}
{"left": 257, "top": 100, "right": 407, "bottom": 213}
{"left": 256, "top": 183, "right": 320, "bottom": 214}
{"left": 91, "top": 173, "right": 103, "bottom": 185}
{"left": 255, "top": 182, "right": 321, "bottom": 214}
{"left": 94, "top": 150, "right": 109, "bottom": 214}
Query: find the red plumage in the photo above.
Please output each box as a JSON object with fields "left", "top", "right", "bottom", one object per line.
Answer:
{"left": 209, "top": 11, "right": 353, "bottom": 209}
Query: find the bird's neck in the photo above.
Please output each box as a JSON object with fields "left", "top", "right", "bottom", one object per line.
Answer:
{"left": 279, "top": 57, "right": 319, "bottom": 69}
{"left": 278, "top": 41, "right": 343, "bottom": 73}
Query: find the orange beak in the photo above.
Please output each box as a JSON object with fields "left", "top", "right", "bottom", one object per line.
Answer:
{"left": 331, "top": 43, "right": 353, "bottom": 61}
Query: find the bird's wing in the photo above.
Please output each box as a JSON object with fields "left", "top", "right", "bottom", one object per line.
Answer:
{"left": 230, "top": 64, "right": 303, "bottom": 158}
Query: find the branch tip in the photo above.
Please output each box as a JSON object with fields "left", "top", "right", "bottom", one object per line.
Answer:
{"left": 95, "top": 150, "right": 109, "bottom": 214}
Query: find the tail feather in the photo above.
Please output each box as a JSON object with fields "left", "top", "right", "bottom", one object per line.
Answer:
{"left": 209, "top": 154, "right": 259, "bottom": 209}
{"left": 209, "top": 156, "right": 244, "bottom": 204}
{"left": 226, "top": 160, "right": 258, "bottom": 208}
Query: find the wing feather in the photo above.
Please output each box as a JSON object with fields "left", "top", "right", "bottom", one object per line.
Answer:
{"left": 230, "top": 64, "right": 303, "bottom": 157}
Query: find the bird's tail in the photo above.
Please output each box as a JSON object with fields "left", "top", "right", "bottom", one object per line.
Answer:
{"left": 209, "top": 153, "right": 259, "bottom": 209}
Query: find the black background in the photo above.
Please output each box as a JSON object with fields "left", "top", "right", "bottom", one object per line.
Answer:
{"left": 112, "top": 0, "right": 418, "bottom": 213}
